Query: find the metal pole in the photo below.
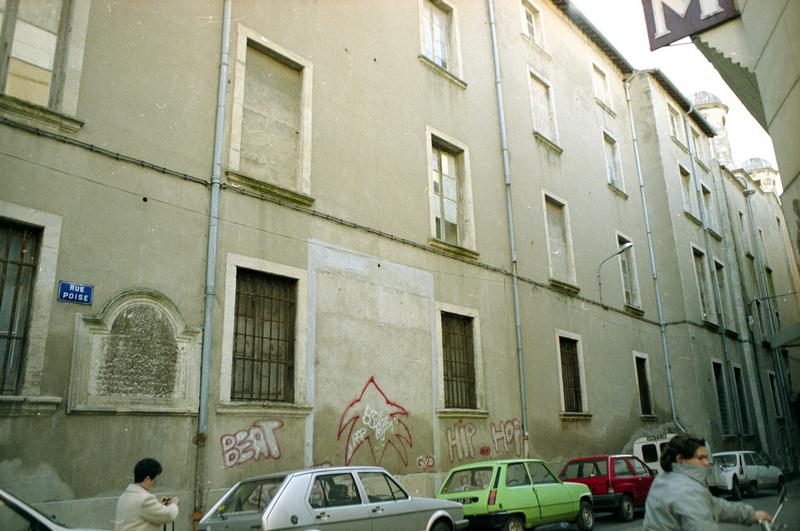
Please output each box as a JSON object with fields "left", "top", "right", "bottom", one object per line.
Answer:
{"left": 487, "top": 0, "right": 529, "bottom": 456}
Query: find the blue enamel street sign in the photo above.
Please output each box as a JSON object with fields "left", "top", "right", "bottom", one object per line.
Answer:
{"left": 57, "top": 281, "right": 93, "bottom": 305}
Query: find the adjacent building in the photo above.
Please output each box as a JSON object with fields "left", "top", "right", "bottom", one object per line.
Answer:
{"left": 0, "top": 1, "right": 797, "bottom": 528}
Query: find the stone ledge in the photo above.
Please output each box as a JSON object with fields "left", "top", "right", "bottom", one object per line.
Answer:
{"left": 217, "top": 401, "right": 313, "bottom": 417}
{"left": 533, "top": 131, "right": 563, "bottom": 155}
{"left": 549, "top": 279, "right": 580, "bottom": 296}
{"left": 0, "top": 395, "right": 61, "bottom": 416}
{"left": 226, "top": 170, "right": 315, "bottom": 207}
{"left": 608, "top": 182, "right": 629, "bottom": 199}
{"left": 428, "top": 238, "right": 479, "bottom": 260}
{"left": 0, "top": 94, "right": 83, "bottom": 133}
{"left": 417, "top": 55, "right": 467, "bottom": 89}
{"left": 436, "top": 408, "right": 489, "bottom": 419}
{"left": 560, "top": 412, "right": 592, "bottom": 421}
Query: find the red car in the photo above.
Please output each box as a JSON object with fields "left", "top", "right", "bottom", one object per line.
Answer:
{"left": 559, "top": 454, "right": 655, "bottom": 521}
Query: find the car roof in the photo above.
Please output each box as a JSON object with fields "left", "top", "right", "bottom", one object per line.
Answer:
{"left": 564, "top": 455, "right": 633, "bottom": 462}
{"left": 237, "top": 465, "right": 388, "bottom": 483}
{"left": 446, "top": 458, "right": 545, "bottom": 471}
{"left": 713, "top": 451, "right": 754, "bottom": 456}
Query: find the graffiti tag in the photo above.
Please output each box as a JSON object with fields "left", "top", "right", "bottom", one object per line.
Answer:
{"left": 490, "top": 417, "right": 523, "bottom": 457}
{"left": 416, "top": 454, "right": 436, "bottom": 471}
{"left": 446, "top": 420, "right": 477, "bottom": 463}
{"left": 220, "top": 419, "right": 283, "bottom": 468}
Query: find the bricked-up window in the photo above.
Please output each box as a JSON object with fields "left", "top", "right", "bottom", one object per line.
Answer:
{"left": 232, "top": 269, "right": 296, "bottom": 402}
{"left": 0, "top": 220, "right": 39, "bottom": 395}
{"left": 712, "top": 361, "right": 732, "bottom": 434}
{"left": 559, "top": 336, "right": 582, "bottom": 413}
{"left": 634, "top": 356, "right": 652, "bottom": 415}
{"left": 442, "top": 312, "right": 476, "bottom": 409}
{"left": 733, "top": 366, "right": 751, "bottom": 434}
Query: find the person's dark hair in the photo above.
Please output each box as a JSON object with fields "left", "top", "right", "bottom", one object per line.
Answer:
{"left": 134, "top": 458, "right": 162, "bottom": 483}
{"left": 660, "top": 433, "right": 706, "bottom": 472}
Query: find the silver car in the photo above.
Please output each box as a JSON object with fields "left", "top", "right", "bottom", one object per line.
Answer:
{"left": 0, "top": 488, "right": 108, "bottom": 531}
{"left": 708, "top": 451, "right": 784, "bottom": 499}
{"left": 199, "top": 466, "right": 468, "bottom": 531}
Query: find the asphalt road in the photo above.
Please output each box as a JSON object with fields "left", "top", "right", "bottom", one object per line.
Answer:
{"left": 538, "top": 479, "right": 799, "bottom": 530}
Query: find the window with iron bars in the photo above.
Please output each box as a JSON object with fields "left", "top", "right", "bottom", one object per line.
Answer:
{"left": 442, "top": 312, "right": 476, "bottom": 409}
{"left": 635, "top": 356, "right": 652, "bottom": 415}
{"left": 232, "top": 268, "right": 296, "bottom": 402}
{"left": 559, "top": 336, "right": 582, "bottom": 413}
{"left": 733, "top": 366, "right": 751, "bottom": 434}
{"left": 712, "top": 361, "right": 732, "bottom": 434}
{"left": 0, "top": 220, "right": 40, "bottom": 395}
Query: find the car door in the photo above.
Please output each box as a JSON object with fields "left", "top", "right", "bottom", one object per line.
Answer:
{"left": 500, "top": 462, "right": 540, "bottom": 525}
{"left": 357, "top": 471, "right": 419, "bottom": 531}
{"left": 308, "top": 472, "right": 372, "bottom": 531}
{"left": 742, "top": 453, "right": 760, "bottom": 488}
{"left": 629, "top": 457, "right": 654, "bottom": 506}
{"left": 753, "top": 453, "right": 779, "bottom": 487}
{"left": 199, "top": 477, "right": 286, "bottom": 531}
{"left": 527, "top": 461, "right": 573, "bottom": 522}
{"left": 611, "top": 457, "right": 636, "bottom": 502}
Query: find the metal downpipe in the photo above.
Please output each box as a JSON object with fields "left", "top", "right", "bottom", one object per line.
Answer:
{"left": 195, "top": 0, "right": 232, "bottom": 516}
{"left": 487, "top": 0, "right": 529, "bottom": 456}
{"left": 683, "top": 111, "right": 744, "bottom": 449}
{"left": 624, "top": 74, "right": 685, "bottom": 432}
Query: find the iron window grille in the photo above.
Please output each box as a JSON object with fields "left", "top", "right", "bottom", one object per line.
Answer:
{"left": 442, "top": 312, "right": 476, "bottom": 409}
{"left": 712, "top": 362, "right": 732, "bottom": 433}
{"left": 635, "top": 356, "right": 652, "bottom": 415}
{"left": 0, "top": 220, "right": 40, "bottom": 395}
{"left": 559, "top": 336, "right": 582, "bottom": 413}
{"left": 232, "top": 268, "right": 296, "bottom": 402}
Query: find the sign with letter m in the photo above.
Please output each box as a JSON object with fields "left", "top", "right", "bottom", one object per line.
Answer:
{"left": 641, "top": 0, "right": 739, "bottom": 50}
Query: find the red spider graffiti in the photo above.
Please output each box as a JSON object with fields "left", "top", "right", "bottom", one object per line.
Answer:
{"left": 337, "top": 376, "right": 413, "bottom": 466}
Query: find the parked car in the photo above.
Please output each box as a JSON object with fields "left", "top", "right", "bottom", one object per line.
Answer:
{"left": 436, "top": 459, "right": 593, "bottom": 531}
{"left": 559, "top": 454, "right": 654, "bottom": 522}
{"left": 708, "top": 451, "right": 784, "bottom": 500}
{"left": 0, "top": 488, "right": 107, "bottom": 531}
{"left": 199, "top": 465, "right": 468, "bottom": 531}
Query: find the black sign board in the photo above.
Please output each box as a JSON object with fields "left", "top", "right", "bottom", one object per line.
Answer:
{"left": 641, "top": 0, "right": 739, "bottom": 51}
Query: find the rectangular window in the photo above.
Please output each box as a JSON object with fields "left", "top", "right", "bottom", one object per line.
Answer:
{"left": 0, "top": 0, "right": 68, "bottom": 108}
{"left": 441, "top": 312, "right": 476, "bottom": 409}
{"left": 680, "top": 165, "right": 696, "bottom": 215}
{"left": 701, "top": 183, "right": 718, "bottom": 232}
{"left": 691, "top": 127, "right": 707, "bottom": 163}
{"left": 604, "top": 132, "right": 623, "bottom": 190}
{"left": 768, "top": 372, "right": 783, "bottom": 417}
{"left": 712, "top": 361, "right": 732, "bottom": 434}
{"left": 231, "top": 269, "right": 296, "bottom": 402}
{"left": 528, "top": 70, "right": 556, "bottom": 142}
{"left": 544, "top": 195, "right": 575, "bottom": 284}
{"left": 592, "top": 64, "right": 609, "bottom": 105}
{"left": 758, "top": 228, "right": 768, "bottom": 265}
{"left": 558, "top": 335, "right": 583, "bottom": 413}
{"left": 521, "top": 1, "right": 544, "bottom": 46}
{"left": 618, "top": 235, "right": 640, "bottom": 307}
{"left": 738, "top": 211, "right": 752, "bottom": 253}
{"left": 693, "top": 248, "right": 713, "bottom": 321}
{"left": 733, "top": 366, "right": 751, "bottom": 434}
{"left": 423, "top": 0, "right": 451, "bottom": 70}
{"left": 668, "top": 104, "right": 684, "bottom": 143}
{"left": 714, "top": 261, "right": 734, "bottom": 327}
{"left": 634, "top": 355, "right": 652, "bottom": 415}
{"left": 431, "top": 145, "right": 459, "bottom": 245}
{"left": 0, "top": 220, "right": 40, "bottom": 395}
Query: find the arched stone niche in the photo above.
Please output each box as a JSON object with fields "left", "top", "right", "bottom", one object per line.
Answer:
{"left": 68, "top": 290, "right": 201, "bottom": 414}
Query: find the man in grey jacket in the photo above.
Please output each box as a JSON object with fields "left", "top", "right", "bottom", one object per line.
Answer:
{"left": 643, "top": 433, "right": 772, "bottom": 530}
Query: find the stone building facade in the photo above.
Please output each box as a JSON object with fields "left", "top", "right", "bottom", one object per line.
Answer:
{"left": 0, "top": 1, "right": 797, "bottom": 528}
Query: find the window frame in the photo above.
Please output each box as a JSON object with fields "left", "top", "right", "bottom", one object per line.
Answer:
{"left": 419, "top": 0, "right": 464, "bottom": 80}
{"left": 713, "top": 258, "right": 735, "bottom": 329}
{"left": 603, "top": 130, "right": 624, "bottom": 191}
{"left": 228, "top": 25, "right": 313, "bottom": 197}
{"left": 527, "top": 66, "right": 558, "bottom": 146}
{"left": 711, "top": 359, "right": 733, "bottom": 436}
{"left": 435, "top": 301, "right": 485, "bottom": 412}
{"left": 767, "top": 371, "right": 783, "bottom": 418}
{"left": 679, "top": 164, "right": 697, "bottom": 216}
{"left": 0, "top": 201, "right": 61, "bottom": 414}
{"left": 691, "top": 245, "right": 715, "bottom": 323}
{"left": 542, "top": 191, "right": 577, "bottom": 286}
{"left": 591, "top": 63, "right": 612, "bottom": 110}
{"left": 633, "top": 352, "right": 653, "bottom": 416}
{"left": 219, "top": 253, "right": 308, "bottom": 408}
{"left": 555, "top": 330, "right": 588, "bottom": 415}
{"left": 616, "top": 232, "right": 640, "bottom": 308}
{"left": 520, "top": 0, "right": 546, "bottom": 49}
{"left": 700, "top": 181, "right": 719, "bottom": 233}
{"left": 425, "top": 126, "right": 476, "bottom": 252}
{"left": 667, "top": 103, "right": 685, "bottom": 145}
{"left": 731, "top": 363, "right": 752, "bottom": 435}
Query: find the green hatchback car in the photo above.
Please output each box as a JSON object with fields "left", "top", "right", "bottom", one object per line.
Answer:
{"left": 437, "top": 459, "right": 593, "bottom": 531}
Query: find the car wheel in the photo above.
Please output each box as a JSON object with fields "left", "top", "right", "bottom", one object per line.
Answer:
{"left": 431, "top": 520, "right": 451, "bottom": 531}
{"left": 576, "top": 500, "right": 594, "bottom": 531}
{"left": 731, "top": 477, "right": 742, "bottom": 500}
{"left": 747, "top": 481, "right": 759, "bottom": 498}
{"left": 503, "top": 516, "right": 524, "bottom": 531}
{"left": 617, "top": 494, "right": 634, "bottom": 522}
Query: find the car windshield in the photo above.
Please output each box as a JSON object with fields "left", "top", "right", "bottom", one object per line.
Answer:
{"left": 442, "top": 467, "right": 494, "bottom": 493}
{"left": 215, "top": 476, "right": 286, "bottom": 515}
{"left": 715, "top": 455, "right": 737, "bottom": 467}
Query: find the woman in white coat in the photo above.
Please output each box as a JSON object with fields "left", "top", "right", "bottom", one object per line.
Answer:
{"left": 113, "top": 458, "right": 179, "bottom": 531}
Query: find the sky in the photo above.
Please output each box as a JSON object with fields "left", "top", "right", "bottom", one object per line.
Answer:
{"left": 570, "top": 0, "right": 779, "bottom": 178}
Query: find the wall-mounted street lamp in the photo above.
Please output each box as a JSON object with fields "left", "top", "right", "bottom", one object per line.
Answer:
{"left": 597, "top": 242, "right": 633, "bottom": 307}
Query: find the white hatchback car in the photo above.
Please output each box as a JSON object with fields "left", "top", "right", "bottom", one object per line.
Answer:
{"left": 708, "top": 451, "right": 784, "bottom": 499}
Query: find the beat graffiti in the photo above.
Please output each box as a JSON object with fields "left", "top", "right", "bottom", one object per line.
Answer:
{"left": 490, "top": 417, "right": 523, "bottom": 457}
{"left": 338, "top": 377, "right": 413, "bottom": 466}
{"left": 221, "top": 419, "right": 283, "bottom": 469}
{"left": 446, "top": 420, "right": 477, "bottom": 463}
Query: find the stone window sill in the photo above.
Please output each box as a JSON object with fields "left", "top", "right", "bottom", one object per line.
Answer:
{"left": 0, "top": 94, "right": 82, "bottom": 133}
{"left": 436, "top": 408, "right": 489, "bottom": 419}
{"left": 595, "top": 98, "right": 617, "bottom": 117}
{"left": 533, "top": 131, "right": 563, "bottom": 155}
{"left": 0, "top": 395, "right": 61, "bottom": 416}
{"left": 549, "top": 278, "right": 580, "bottom": 296}
{"left": 226, "top": 170, "right": 315, "bottom": 207}
{"left": 640, "top": 414, "right": 658, "bottom": 421}
{"left": 521, "top": 34, "right": 551, "bottom": 59}
{"left": 701, "top": 319, "right": 720, "bottom": 331}
{"left": 708, "top": 227, "right": 723, "bottom": 241}
{"left": 625, "top": 304, "right": 645, "bottom": 317}
{"left": 417, "top": 55, "right": 467, "bottom": 89}
{"left": 671, "top": 135, "right": 689, "bottom": 153}
{"left": 428, "top": 238, "right": 479, "bottom": 260}
{"left": 695, "top": 158, "right": 710, "bottom": 173}
{"left": 560, "top": 412, "right": 592, "bottom": 421}
{"left": 608, "top": 182, "right": 628, "bottom": 199}
{"left": 217, "top": 401, "right": 313, "bottom": 417}
{"left": 684, "top": 210, "right": 702, "bottom": 226}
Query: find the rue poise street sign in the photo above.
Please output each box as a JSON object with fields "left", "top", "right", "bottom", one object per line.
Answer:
{"left": 641, "top": 0, "right": 739, "bottom": 51}
{"left": 57, "top": 281, "right": 93, "bottom": 305}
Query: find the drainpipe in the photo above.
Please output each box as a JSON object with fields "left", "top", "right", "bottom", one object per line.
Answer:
{"left": 195, "top": 0, "right": 232, "bottom": 517}
{"left": 624, "top": 73, "right": 685, "bottom": 432}
{"left": 486, "top": 0, "right": 529, "bottom": 456}
{"left": 744, "top": 187, "right": 795, "bottom": 470}
{"left": 683, "top": 110, "right": 743, "bottom": 449}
